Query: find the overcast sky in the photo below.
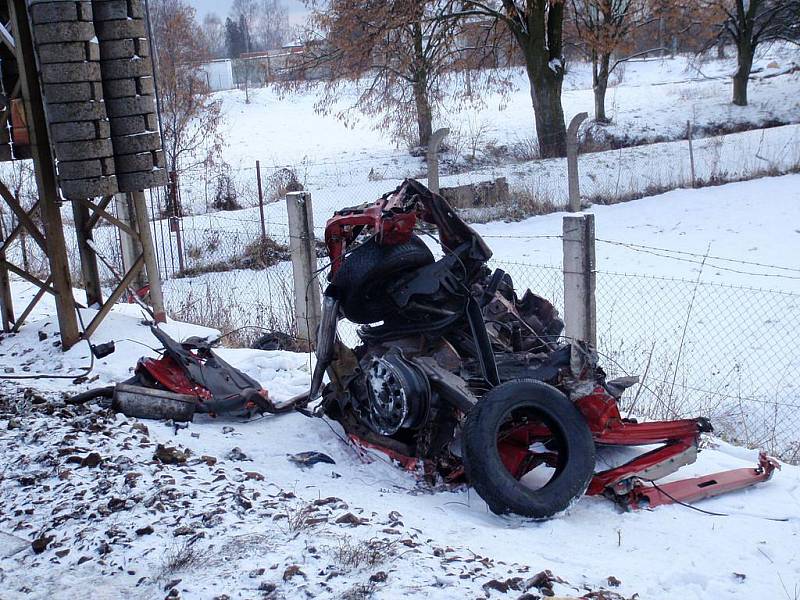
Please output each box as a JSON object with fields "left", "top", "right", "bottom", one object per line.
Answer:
{"left": 189, "top": 0, "right": 310, "bottom": 26}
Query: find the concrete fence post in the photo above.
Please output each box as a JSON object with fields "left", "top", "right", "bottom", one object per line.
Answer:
{"left": 426, "top": 127, "right": 450, "bottom": 193}
{"left": 562, "top": 213, "right": 597, "bottom": 347}
{"left": 286, "top": 191, "right": 322, "bottom": 347}
{"left": 567, "top": 112, "right": 588, "bottom": 212}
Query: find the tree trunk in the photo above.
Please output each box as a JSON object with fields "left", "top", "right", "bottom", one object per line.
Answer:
{"left": 411, "top": 22, "right": 432, "bottom": 148}
{"left": 413, "top": 78, "right": 432, "bottom": 148}
{"left": 525, "top": 61, "right": 567, "bottom": 158}
{"left": 592, "top": 52, "right": 611, "bottom": 123}
{"left": 732, "top": 41, "right": 754, "bottom": 106}
{"left": 516, "top": 1, "right": 567, "bottom": 158}
{"left": 20, "top": 230, "right": 29, "bottom": 272}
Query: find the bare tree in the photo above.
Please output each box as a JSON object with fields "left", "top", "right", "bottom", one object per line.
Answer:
{"left": 150, "top": 0, "right": 223, "bottom": 212}
{"left": 202, "top": 12, "right": 226, "bottom": 58}
{"left": 231, "top": 0, "right": 290, "bottom": 53}
{"left": 231, "top": 0, "right": 258, "bottom": 52}
{"left": 569, "top": 0, "right": 661, "bottom": 123}
{"left": 254, "top": 0, "right": 290, "bottom": 50}
{"left": 700, "top": 0, "right": 800, "bottom": 106}
{"left": 0, "top": 160, "right": 36, "bottom": 272}
{"left": 447, "top": 1, "right": 571, "bottom": 158}
{"left": 291, "top": 1, "right": 508, "bottom": 148}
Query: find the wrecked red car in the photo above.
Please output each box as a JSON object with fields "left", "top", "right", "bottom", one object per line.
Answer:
{"left": 298, "top": 178, "right": 777, "bottom": 518}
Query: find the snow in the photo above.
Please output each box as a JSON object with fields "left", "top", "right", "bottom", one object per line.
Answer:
{"left": 479, "top": 174, "right": 800, "bottom": 291}
{"left": 196, "top": 44, "right": 800, "bottom": 200}
{"left": 1, "top": 279, "right": 799, "bottom": 599}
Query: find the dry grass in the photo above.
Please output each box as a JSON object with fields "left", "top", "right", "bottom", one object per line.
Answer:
{"left": 176, "top": 235, "right": 290, "bottom": 278}
{"left": 166, "top": 276, "right": 297, "bottom": 347}
{"left": 340, "top": 583, "right": 378, "bottom": 600}
{"left": 328, "top": 537, "right": 397, "bottom": 571}
{"left": 277, "top": 501, "right": 326, "bottom": 534}
{"left": 158, "top": 540, "right": 210, "bottom": 579}
{"left": 459, "top": 182, "right": 558, "bottom": 224}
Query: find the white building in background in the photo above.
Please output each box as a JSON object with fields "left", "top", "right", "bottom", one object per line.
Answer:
{"left": 199, "top": 59, "right": 234, "bottom": 92}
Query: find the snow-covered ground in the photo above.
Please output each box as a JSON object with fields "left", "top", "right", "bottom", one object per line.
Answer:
{"left": 1, "top": 278, "right": 799, "bottom": 600}
{"left": 1, "top": 44, "right": 799, "bottom": 600}
{"left": 209, "top": 44, "right": 800, "bottom": 192}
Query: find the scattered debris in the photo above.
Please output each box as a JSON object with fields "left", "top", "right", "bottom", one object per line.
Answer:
{"left": 81, "top": 452, "right": 103, "bottom": 468}
{"left": 288, "top": 451, "right": 336, "bottom": 468}
{"left": 31, "top": 533, "right": 54, "bottom": 554}
{"left": 226, "top": 447, "right": 250, "bottom": 462}
{"left": 283, "top": 565, "right": 305, "bottom": 581}
{"left": 335, "top": 512, "right": 368, "bottom": 527}
{"left": 154, "top": 444, "right": 188, "bottom": 465}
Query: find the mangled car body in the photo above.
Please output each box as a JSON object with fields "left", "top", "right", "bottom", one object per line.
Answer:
{"left": 303, "top": 178, "right": 776, "bottom": 518}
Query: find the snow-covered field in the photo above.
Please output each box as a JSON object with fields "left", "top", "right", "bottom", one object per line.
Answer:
{"left": 208, "top": 45, "right": 800, "bottom": 192}
{"left": 1, "top": 279, "right": 799, "bottom": 600}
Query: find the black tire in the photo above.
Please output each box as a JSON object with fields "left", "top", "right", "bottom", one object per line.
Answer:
{"left": 463, "top": 379, "right": 595, "bottom": 519}
{"left": 332, "top": 234, "right": 434, "bottom": 324}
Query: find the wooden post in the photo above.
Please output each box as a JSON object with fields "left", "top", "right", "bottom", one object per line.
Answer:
{"left": 171, "top": 216, "right": 185, "bottom": 273}
{"left": 256, "top": 160, "right": 267, "bottom": 244}
{"left": 131, "top": 191, "right": 166, "bottom": 323}
{"left": 426, "top": 127, "right": 449, "bottom": 193}
{"left": 117, "top": 194, "right": 146, "bottom": 290}
{"left": 567, "top": 112, "right": 588, "bottom": 212}
{"left": 167, "top": 171, "right": 185, "bottom": 273}
{"left": 9, "top": 0, "right": 80, "bottom": 349}
{"left": 687, "top": 120, "right": 696, "bottom": 187}
{"left": 286, "top": 191, "right": 322, "bottom": 347}
{"left": 71, "top": 201, "right": 103, "bottom": 308}
{"left": 562, "top": 213, "right": 596, "bottom": 347}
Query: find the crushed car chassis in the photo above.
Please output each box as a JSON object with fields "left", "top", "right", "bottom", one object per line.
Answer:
{"left": 310, "top": 178, "right": 777, "bottom": 515}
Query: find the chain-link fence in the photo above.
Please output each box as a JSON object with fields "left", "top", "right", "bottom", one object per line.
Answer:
{"left": 594, "top": 269, "right": 799, "bottom": 462}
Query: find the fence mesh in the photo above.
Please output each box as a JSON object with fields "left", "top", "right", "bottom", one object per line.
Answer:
{"left": 594, "top": 269, "right": 799, "bottom": 462}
